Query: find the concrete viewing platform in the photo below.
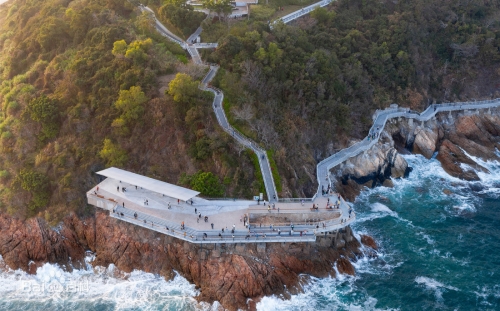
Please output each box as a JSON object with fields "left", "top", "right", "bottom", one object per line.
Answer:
{"left": 87, "top": 168, "right": 356, "bottom": 244}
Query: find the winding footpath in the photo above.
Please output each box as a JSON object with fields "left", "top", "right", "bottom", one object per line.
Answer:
{"left": 271, "top": 0, "right": 334, "bottom": 27}
{"left": 316, "top": 99, "right": 500, "bottom": 196}
{"left": 141, "top": 3, "right": 500, "bottom": 204}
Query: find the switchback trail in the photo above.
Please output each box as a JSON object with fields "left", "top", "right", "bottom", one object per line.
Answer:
{"left": 141, "top": 3, "right": 500, "bottom": 203}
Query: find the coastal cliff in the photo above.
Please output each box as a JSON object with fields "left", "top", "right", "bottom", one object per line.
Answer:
{"left": 333, "top": 109, "right": 500, "bottom": 201}
{"left": 0, "top": 210, "right": 375, "bottom": 310}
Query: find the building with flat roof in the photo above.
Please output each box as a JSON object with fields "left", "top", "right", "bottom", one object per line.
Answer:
{"left": 96, "top": 167, "right": 200, "bottom": 202}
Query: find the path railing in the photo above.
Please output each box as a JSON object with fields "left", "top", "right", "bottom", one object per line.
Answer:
{"left": 139, "top": 5, "right": 279, "bottom": 202}
{"left": 315, "top": 98, "right": 500, "bottom": 197}
{"left": 271, "top": 0, "right": 334, "bottom": 28}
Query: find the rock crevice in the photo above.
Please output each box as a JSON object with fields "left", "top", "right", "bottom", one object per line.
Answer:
{"left": 333, "top": 110, "right": 500, "bottom": 201}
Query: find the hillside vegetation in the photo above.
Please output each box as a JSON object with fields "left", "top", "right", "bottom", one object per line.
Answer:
{"left": 203, "top": 0, "right": 500, "bottom": 196}
{"left": 0, "top": 0, "right": 260, "bottom": 222}
{"left": 0, "top": 0, "right": 499, "bottom": 220}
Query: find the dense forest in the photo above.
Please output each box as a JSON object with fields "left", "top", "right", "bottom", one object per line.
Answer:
{"left": 0, "top": 0, "right": 261, "bottom": 222}
{"left": 0, "top": 0, "right": 499, "bottom": 221}
{"left": 203, "top": 0, "right": 500, "bottom": 196}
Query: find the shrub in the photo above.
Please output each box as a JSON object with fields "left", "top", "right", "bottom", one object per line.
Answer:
{"left": 190, "top": 171, "right": 224, "bottom": 197}
{"left": 99, "top": 138, "right": 128, "bottom": 167}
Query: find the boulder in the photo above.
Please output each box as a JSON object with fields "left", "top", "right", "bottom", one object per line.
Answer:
{"left": 360, "top": 235, "right": 378, "bottom": 250}
{"left": 412, "top": 126, "right": 438, "bottom": 159}
{"left": 436, "top": 139, "right": 489, "bottom": 181}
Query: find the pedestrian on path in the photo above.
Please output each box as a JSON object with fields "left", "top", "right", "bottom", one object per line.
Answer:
{"left": 268, "top": 206, "right": 271, "bottom": 213}
{"left": 122, "top": 202, "right": 124, "bottom": 207}
{"left": 117, "top": 186, "right": 119, "bottom": 191}
{"left": 178, "top": 199, "right": 180, "bottom": 204}
{"left": 168, "top": 202, "right": 171, "bottom": 209}
{"left": 195, "top": 208, "right": 197, "bottom": 214}
{"left": 211, "top": 223, "right": 214, "bottom": 229}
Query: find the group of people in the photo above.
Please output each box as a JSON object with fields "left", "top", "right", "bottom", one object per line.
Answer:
{"left": 321, "top": 184, "right": 332, "bottom": 196}
{"left": 367, "top": 126, "right": 381, "bottom": 141}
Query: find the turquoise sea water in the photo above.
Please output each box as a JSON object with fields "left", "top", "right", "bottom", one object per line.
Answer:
{"left": 0, "top": 154, "right": 499, "bottom": 310}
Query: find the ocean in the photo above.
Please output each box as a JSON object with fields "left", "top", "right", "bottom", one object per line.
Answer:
{"left": 0, "top": 153, "right": 499, "bottom": 310}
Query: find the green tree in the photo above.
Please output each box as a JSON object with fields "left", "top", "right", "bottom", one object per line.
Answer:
{"left": 310, "top": 7, "right": 336, "bottom": 24}
{"left": 167, "top": 73, "right": 199, "bottom": 103}
{"left": 202, "top": 0, "right": 232, "bottom": 21}
{"left": 190, "top": 171, "right": 224, "bottom": 197}
{"left": 16, "top": 169, "right": 50, "bottom": 213}
{"left": 99, "top": 138, "right": 128, "bottom": 167}
{"left": 26, "top": 95, "right": 59, "bottom": 141}
{"left": 112, "top": 39, "right": 128, "bottom": 56}
{"left": 112, "top": 86, "right": 147, "bottom": 132}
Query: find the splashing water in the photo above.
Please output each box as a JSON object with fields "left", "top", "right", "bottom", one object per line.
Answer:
{"left": 0, "top": 154, "right": 499, "bottom": 310}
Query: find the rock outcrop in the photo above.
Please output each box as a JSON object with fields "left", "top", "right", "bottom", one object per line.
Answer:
{"left": 0, "top": 210, "right": 372, "bottom": 310}
{"left": 332, "top": 109, "right": 500, "bottom": 201}
{"left": 333, "top": 132, "right": 411, "bottom": 201}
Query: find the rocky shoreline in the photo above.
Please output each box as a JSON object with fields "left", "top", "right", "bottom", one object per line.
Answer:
{"left": 3, "top": 110, "right": 497, "bottom": 310}
{"left": 333, "top": 110, "right": 500, "bottom": 201}
{"left": 0, "top": 209, "right": 376, "bottom": 310}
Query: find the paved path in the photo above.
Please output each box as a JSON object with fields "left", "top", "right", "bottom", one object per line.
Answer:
{"left": 187, "top": 26, "right": 203, "bottom": 44}
{"left": 90, "top": 3, "right": 500, "bottom": 246}
{"left": 140, "top": 6, "right": 280, "bottom": 202}
{"left": 271, "top": 0, "right": 334, "bottom": 28}
{"left": 88, "top": 179, "right": 353, "bottom": 244}
{"left": 315, "top": 99, "right": 500, "bottom": 197}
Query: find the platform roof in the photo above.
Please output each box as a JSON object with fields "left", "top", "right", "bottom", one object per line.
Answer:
{"left": 96, "top": 167, "right": 200, "bottom": 201}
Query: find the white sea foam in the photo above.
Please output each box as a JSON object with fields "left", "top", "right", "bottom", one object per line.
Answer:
{"left": 257, "top": 275, "right": 399, "bottom": 311}
{"left": 370, "top": 203, "right": 397, "bottom": 216}
{"left": 0, "top": 254, "right": 201, "bottom": 311}
{"left": 450, "top": 202, "right": 476, "bottom": 213}
{"left": 415, "top": 276, "right": 459, "bottom": 301}
{"left": 417, "top": 232, "right": 435, "bottom": 245}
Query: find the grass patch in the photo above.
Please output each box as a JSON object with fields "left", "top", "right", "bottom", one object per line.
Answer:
{"left": 266, "top": 149, "right": 282, "bottom": 193}
{"left": 249, "top": 5, "right": 276, "bottom": 21}
{"left": 247, "top": 149, "right": 266, "bottom": 196}
{"left": 200, "top": 20, "right": 230, "bottom": 43}
{"left": 222, "top": 98, "right": 258, "bottom": 141}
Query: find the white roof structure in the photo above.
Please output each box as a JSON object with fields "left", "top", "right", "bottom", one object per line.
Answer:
{"left": 97, "top": 167, "right": 200, "bottom": 201}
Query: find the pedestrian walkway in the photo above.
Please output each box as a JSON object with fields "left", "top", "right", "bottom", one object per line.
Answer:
{"left": 117, "top": 4, "right": 500, "bottom": 246}
{"left": 87, "top": 178, "right": 352, "bottom": 244}
{"left": 271, "top": 0, "right": 334, "bottom": 28}
{"left": 315, "top": 99, "right": 500, "bottom": 197}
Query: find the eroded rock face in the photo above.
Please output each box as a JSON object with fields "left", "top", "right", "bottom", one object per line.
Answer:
{"left": 436, "top": 139, "right": 489, "bottom": 181}
{"left": 360, "top": 235, "right": 378, "bottom": 250}
{"left": 332, "top": 109, "right": 500, "bottom": 201}
{"left": 0, "top": 213, "right": 92, "bottom": 272}
{"left": 0, "top": 210, "right": 370, "bottom": 311}
{"left": 412, "top": 126, "right": 438, "bottom": 159}
{"left": 333, "top": 133, "right": 410, "bottom": 201}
